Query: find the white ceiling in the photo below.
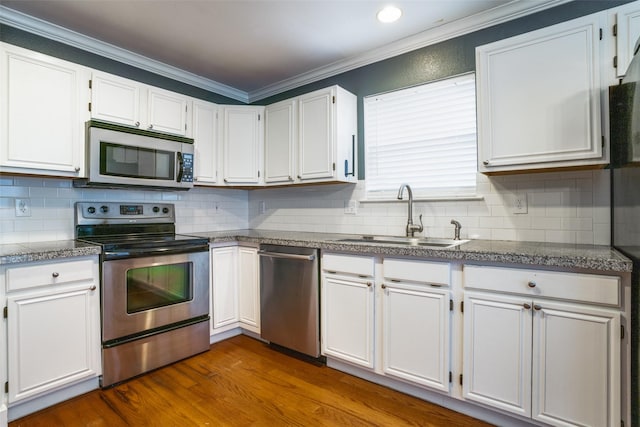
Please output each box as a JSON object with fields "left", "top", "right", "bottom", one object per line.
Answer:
{"left": 0, "top": 0, "right": 568, "bottom": 101}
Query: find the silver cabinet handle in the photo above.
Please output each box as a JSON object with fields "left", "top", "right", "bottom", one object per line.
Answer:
{"left": 52, "top": 272, "right": 59, "bottom": 278}
{"left": 527, "top": 281, "right": 537, "bottom": 288}
{"left": 257, "top": 250, "right": 315, "bottom": 261}
{"left": 134, "top": 121, "right": 140, "bottom": 127}
{"left": 483, "top": 160, "right": 489, "bottom": 166}
{"left": 148, "top": 124, "right": 154, "bottom": 130}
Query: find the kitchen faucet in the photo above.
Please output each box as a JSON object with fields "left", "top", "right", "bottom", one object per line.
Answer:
{"left": 397, "top": 184, "right": 423, "bottom": 237}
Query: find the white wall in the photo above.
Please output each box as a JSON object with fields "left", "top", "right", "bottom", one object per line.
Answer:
{"left": 249, "top": 169, "right": 611, "bottom": 245}
{"left": 0, "top": 176, "right": 248, "bottom": 244}
{"left": 0, "top": 169, "right": 611, "bottom": 245}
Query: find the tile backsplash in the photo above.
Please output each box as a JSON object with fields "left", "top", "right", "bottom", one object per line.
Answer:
{"left": 0, "top": 169, "right": 611, "bottom": 245}
{"left": 0, "top": 176, "right": 248, "bottom": 244}
{"left": 249, "top": 170, "right": 611, "bottom": 245}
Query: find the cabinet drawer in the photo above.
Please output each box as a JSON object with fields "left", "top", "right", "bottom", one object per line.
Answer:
{"left": 383, "top": 258, "right": 450, "bottom": 286}
{"left": 463, "top": 265, "right": 620, "bottom": 306}
{"left": 6, "top": 258, "right": 96, "bottom": 292}
{"left": 322, "top": 253, "right": 374, "bottom": 277}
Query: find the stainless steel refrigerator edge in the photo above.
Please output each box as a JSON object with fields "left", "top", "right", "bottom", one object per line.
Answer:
{"left": 258, "top": 245, "right": 320, "bottom": 358}
{"left": 610, "top": 39, "right": 640, "bottom": 427}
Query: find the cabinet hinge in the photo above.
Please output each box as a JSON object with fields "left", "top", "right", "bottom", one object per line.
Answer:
{"left": 449, "top": 371, "right": 452, "bottom": 383}
{"left": 332, "top": 162, "right": 336, "bottom": 171}
{"left": 602, "top": 135, "right": 605, "bottom": 148}
{"left": 3, "top": 306, "right": 6, "bottom": 319}
{"left": 88, "top": 102, "right": 92, "bottom": 112}
{"left": 332, "top": 96, "right": 336, "bottom": 104}
{"left": 257, "top": 170, "right": 261, "bottom": 178}
{"left": 88, "top": 79, "right": 92, "bottom": 89}
{"left": 449, "top": 299, "right": 453, "bottom": 311}
{"left": 614, "top": 55, "right": 618, "bottom": 69}
{"left": 4, "top": 382, "right": 7, "bottom": 393}
{"left": 621, "top": 325, "right": 625, "bottom": 340}
{"left": 459, "top": 374, "right": 463, "bottom": 386}
{"left": 258, "top": 114, "right": 261, "bottom": 121}
{"left": 599, "top": 28, "right": 603, "bottom": 40}
{"left": 613, "top": 23, "right": 617, "bottom": 37}
{"left": 460, "top": 301, "right": 464, "bottom": 313}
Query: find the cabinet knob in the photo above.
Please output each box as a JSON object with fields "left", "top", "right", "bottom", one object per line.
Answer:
{"left": 52, "top": 272, "right": 59, "bottom": 278}
{"left": 148, "top": 124, "right": 154, "bottom": 130}
{"left": 288, "top": 176, "right": 293, "bottom": 181}
{"left": 483, "top": 160, "right": 489, "bottom": 166}
{"left": 74, "top": 167, "right": 80, "bottom": 172}
{"left": 89, "top": 285, "right": 97, "bottom": 291}
{"left": 297, "top": 175, "right": 302, "bottom": 180}
{"left": 134, "top": 121, "right": 140, "bottom": 127}
{"left": 527, "top": 281, "right": 536, "bottom": 288}
{"left": 533, "top": 304, "right": 542, "bottom": 311}
{"left": 523, "top": 303, "right": 531, "bottom": 310}
{"left": 224, "top": 178, "right": 228, "bottom": 183}
{"left": 379, "top": 283, "right": 385, "bottom": 289}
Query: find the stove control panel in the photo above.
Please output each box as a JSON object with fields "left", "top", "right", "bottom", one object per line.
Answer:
{"left": 75, "top": 202, "right": 176, "bottom": 225}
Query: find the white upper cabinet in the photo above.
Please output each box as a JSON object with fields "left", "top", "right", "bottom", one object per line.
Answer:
{"left": 192, "top": 99, "right": 219, "bottom": 186}
{"left": 297, "top": 86, "right": 357, "bottom": 183}
{"left": 90, "top": 71, "right": 190, "bottom": 136}
{"left": 614, "top": 1, "right": 640, "bottom": 77}
{"left": 0, "top": 43, "right": 89, "bottom": 177}
{"left": 264, "top": 98, "right": 296, "bottom": 184}
{"left": 221, "top": 105, "right": 264, "bottom": 185}
{"left": 476, "top": 13, "right": 606, "bottom": 173}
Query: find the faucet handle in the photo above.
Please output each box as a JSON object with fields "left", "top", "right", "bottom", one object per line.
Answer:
{"left": 417, "top": 214, "right": 424, "bottom": 233}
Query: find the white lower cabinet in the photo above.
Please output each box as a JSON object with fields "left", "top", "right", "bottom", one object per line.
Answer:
{"left": 210, "top": 245, "right": 260, "bottom": 336}
{"left": 2, "top": 257, "right": 100, "bottom": 404}
{"left": 463, "top": 265, "right": 621, "bottom": 427}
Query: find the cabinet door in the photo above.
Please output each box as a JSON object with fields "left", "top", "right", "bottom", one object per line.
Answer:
{"left": 463, "top": 292, "right": 532, "bottom": 418}
{"left": 237, "top": 247, "right": 260, "bottom": 332}
{"left": 381, "top": 283, "right": 450, "bottom": 392}
{"left": 7, "top": 283, "right": 100, "bottom": 403}
{"left": 298, "top": 87, "right": 334, "bottom": 181}
{"left": 615, "top": 1, "right": 640, "bottom": 77}
{"left": 90, "top": 71, "right": 141, "bottom": 127}
{"left": 210, "top": 247, "right": 238, "bottom": 330}
{"left": 265, "top": 99, "right": 296, "bottom": 184}
{"left": 193, "top": 99, "right": 219, "bottom": 185}
{"left": 147, "top": 87, "right": 189, "bottom": 135}
{"left": 532, "top": 300, "right": 620, "bottom": 427}
{"left": 0, "top": 44, "right": 88, "bottom": 176}
{"left": 322, "top": 275, "right": 374, "bottom": 368}
{"left": 476, "top": 14, "right": 604, "bottom": 172}
{"left": 222, "top": 106, "right": 264, "bottom": 184}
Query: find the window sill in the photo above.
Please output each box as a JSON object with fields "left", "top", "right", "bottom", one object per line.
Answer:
{"left": 360, "top": 195, "right": 484, "bottom": 203}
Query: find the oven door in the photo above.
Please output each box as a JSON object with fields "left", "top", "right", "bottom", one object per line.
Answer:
{"left": 102, "top": 250, "right": 209, "bottom": 343}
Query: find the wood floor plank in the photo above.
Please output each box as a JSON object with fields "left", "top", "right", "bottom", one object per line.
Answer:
{"left": 9, "top": 335, "right": 492, "bottom": 426}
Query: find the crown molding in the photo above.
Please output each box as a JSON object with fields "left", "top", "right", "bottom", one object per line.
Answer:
{"left": 1, "top": 1, "right": 572, "bottom": 104}
{"left": 0, "top": 5, "right": 249, "bottom": 103}
{"left": 247, "top": 0, "right": 572, "bottom": 102}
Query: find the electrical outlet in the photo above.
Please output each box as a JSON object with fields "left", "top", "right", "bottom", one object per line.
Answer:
{"left": 512, "top": 194, "right": 528, "bottom": 214}
{"left": 15, "top": 198, "right": 31, "bottom": 217}
{"left": 344, "top": 200, "right": 358, "bottom": 215}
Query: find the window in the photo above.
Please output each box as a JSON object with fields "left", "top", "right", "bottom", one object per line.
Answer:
{"left": 364, "top": 73, "right": 477, "bottom": 200}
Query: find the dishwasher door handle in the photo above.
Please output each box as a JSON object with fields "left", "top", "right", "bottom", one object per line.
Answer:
{"left": 257, "top": 250, "right": 316, "bottom": 261}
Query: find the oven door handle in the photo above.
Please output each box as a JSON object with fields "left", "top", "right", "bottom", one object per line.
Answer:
{"left": 257, "top": 250, "right": 315, "bottom": 261}
{"left": 104, "top": 245, "right": 208, "bottom": 260}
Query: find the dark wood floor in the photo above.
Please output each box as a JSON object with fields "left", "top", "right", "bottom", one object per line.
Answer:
{"left": 10, "top": 335, "right": 491, "bottom": 426}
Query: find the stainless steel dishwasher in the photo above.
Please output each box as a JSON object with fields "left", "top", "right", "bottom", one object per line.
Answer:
{"left": 258, "top": 244, "right": 320, "bottom": 358}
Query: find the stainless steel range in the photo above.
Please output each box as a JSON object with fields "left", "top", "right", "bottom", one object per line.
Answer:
{"left": 75, "top": 202, "right": 210, "bottom": 387}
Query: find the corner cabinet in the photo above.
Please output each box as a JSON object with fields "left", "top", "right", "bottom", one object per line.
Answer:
{"left": 0, "top": 43, "right": 89, "bottom": 177}
{"left": 221, "top": 106, "right": 264, "bottom": 186}
{"left": 264, "top": 85, "right": 358, "bottom": 186}
{"left": 1, "top": 257, "right": 101, "bottom": 404}
{"left": 462, "top": 265, "right": 621, "bottom": 427}
{"left": 476, "top": 13, "right": 607, "bottom": 173}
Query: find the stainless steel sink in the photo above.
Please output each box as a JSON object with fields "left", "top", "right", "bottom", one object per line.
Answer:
{"left": 338, "top": 235, "right": 470, "bottom": 248}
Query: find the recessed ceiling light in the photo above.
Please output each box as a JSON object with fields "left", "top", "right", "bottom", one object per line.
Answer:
{"left": 377, "top": 5, "right": 402, "bottom": 23}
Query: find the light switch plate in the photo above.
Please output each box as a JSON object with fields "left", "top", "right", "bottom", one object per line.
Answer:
{"left": 15, "top": 198, "right": 31, "bottom": 217}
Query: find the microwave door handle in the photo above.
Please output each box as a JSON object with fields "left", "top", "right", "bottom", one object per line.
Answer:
{"left": 176, "top": 152, "right": 184, "bottom": 182}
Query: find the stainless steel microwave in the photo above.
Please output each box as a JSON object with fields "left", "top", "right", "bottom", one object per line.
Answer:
{"left": 74, "top": 121, "right": 194, "bottom": 190}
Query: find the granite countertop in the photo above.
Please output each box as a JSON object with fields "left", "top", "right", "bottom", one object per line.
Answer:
{"left": 0, "top": 230, "right": 632, "bottom": 273}
{"left": 0, "top": 240, "right": 101, "bottom": 266}
{"left": 196, "top": 229, "right": 633, "bottom": 273}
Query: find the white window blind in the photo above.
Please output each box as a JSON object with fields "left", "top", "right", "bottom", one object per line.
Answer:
{"left": 364, "top": 73, "right": 477, "bottom": 200}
